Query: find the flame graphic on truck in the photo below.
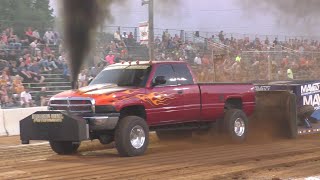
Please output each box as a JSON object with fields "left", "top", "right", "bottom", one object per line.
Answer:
{"left": 114, "top": 90, "right": 175, "bottom": 106}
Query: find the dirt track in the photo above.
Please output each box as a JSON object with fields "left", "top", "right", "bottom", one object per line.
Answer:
{"left": 0, "top": 134, "right": 320, "bottom": 180}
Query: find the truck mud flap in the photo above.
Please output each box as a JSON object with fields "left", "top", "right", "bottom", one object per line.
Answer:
{"left": 249, "top": 91, "right": 298, "bottom": 140}
{"left": 20, "top": 111, "right": 89, "bottom": 144}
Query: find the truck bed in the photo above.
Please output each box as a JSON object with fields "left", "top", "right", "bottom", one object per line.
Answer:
{"left": 197, "top": 83, "right": 256, "bottom": 121}
{"left": 198, "top": 82, "right": 253, "bottom": 85}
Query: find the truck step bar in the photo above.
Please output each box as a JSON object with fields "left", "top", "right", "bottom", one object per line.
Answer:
{"left": 150, "top": 121, "right": 212, "bottom": 132}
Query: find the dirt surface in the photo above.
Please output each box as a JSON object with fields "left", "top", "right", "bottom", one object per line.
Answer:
{"left": 0, "top": 134, "right": 320, "bottom": 180}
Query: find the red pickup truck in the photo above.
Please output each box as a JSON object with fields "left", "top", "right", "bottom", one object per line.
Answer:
{"left": 20, "top": 61, "right": 255, "bottom": 157}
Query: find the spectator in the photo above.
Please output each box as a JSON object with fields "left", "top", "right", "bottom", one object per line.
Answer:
{"left": 235, "top": 54, "right": 241, "bottom": 62}
{"left": 89, "top": 63, "right": 102, "bottom": 79}
{"left": 114, "top": 31, "right": 121, "bottom": 42}
{"left": 0, "top": 70, "right": 11, "bottom": 86}
{"left": 122, "top": 32, "right": 128, "bottom": 39}
{"left": 128, "top": 32, "right": 134, "bottom": 39}
{"left": 62, "top": 59, "right": 70, "bottom": 80}
{"left": 35, "top": 87, "right": 47, "bottom": 106}
{"left": 105, "top": 52, "right": 115, "bottom": 65}
{"left": 9, "top": 61, "right": 19, "bottom": 76}
{"left": 18, "top": 62, "right": 33, "bottom": 83}
{"left": 194, "top": 55, "right": 202, "bottom": 65}
{"left": 28, "top": 60, "right": 45, "bottom": 83}
{"left": 25, "top": 27, "right": 34, "bottom": 41}
{"left": 287, "top": 68, "right": 294, "bottom": 79}
{"left": 0, "top": 85, "right": 10, "bottom": 107}
{"left": 12, "top": 75, "right": 24, "bottom": 96}
{"left": 78, "top": 69, "right": 87, "bottom": 88}
{"left": 219, "top": 31, "right": 225, "bottom": 42}
{"left": 273, "top": 37, "right": 279, "bottom": 45}
{"left": 1, "top": 32, "right": 8, "bottom": 45}
{"left": 20, "top": 87, "right": 33, "bottom": 108}
{"left": 32, "top": 29, "right": 40, "bottom": 40}
{"left": 43, "top": 30, "right": 54, "bottom": 44}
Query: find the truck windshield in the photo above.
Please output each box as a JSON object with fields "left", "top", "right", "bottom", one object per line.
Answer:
{"left": 89, "top": 65, "right": 152, "bottom": 87}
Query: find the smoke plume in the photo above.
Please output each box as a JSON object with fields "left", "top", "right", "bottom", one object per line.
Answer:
{"left": 61, "top": 0, "right": 125, "bottom": 88}
{"left": 61, "top": 0, "right": 182, "bottom": 88}
{"left": 237, "top": 0, "right": 320, "bottom": 34}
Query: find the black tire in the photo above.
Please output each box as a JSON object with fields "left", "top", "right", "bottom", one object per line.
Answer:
{"left": 298, "top": 105, "right": 314, "bottom": 118}
{"left": 49, "top": 141, "right": 80, "bottom": 155}
{"left": 156, "top": 130, "right": 192, "bottom": 141}
{"left": 115, "top": 116, "right": 149, "bottom": 157}
{"left": 224, "top": 109, "right": 248, "bottom": 143}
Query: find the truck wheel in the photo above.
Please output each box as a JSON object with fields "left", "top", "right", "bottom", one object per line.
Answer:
{"left": 115, "top": 116, "right": 149, "bottom": 157}
{"left": 49, "top": 141, "right": 80, "bottom": 155}
{"left": 224, "top": 109, "right": 248, "bottom": 143}
{"left": 156, "top": 130, "right": 192, "bottom": 141}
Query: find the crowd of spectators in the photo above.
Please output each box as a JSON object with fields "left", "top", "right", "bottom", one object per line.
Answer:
{"left": 93, "top": 29, "right": 320, "bottom": 84}
{"left": 205, "top": 32, "right": 320, "bottom": 82}
{"left": 97, "top": 29, "right": 320, "bottom": 83}
{"left": 0, "top": 26, "right": 70, "bottom": 108}
{"left": 150, "top": 30, "right": 320, "bottom": 82}
{"left": 2, "top": 25, "right": 320, "bottom": 108}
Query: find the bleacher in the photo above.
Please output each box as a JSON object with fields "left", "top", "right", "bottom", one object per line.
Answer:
{"left": 22, "top": 69, "right": 71, "bottom": 101}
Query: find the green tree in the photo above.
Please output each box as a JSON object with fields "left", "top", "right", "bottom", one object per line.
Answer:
{"left": 0, "top": 0, "right": 54, "bottom": 37}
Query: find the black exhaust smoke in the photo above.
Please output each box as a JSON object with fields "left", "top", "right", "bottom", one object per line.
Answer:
{"left": 61, "top": 0, "right": 110, "bottom": 89}
{"left": 60, "top": 0, "right": 182, "bottom": 89}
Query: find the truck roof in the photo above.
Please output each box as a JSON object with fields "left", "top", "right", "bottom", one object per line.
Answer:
{"left": 111, "top": 60, "right": 187, "bottom": 66}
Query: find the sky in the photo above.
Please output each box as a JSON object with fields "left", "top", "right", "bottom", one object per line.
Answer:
{"left": 49, "top": 0, "right": 320, "bottom": 39}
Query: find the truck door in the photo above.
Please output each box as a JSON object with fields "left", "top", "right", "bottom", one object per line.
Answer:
{"left": 172, "top": 63, "right": 201, "bottom": 122}
{"left": 146, "top": 64, "right": 185, "bottom": 125}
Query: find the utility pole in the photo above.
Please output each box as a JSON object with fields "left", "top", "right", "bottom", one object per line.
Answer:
{"left": 142, "top": 0, "right": 155, "bottom": 61}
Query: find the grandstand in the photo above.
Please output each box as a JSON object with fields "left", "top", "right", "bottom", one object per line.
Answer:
{"left": 23, "top": 69, "right": 71, "bottom": 101}
{"left": 2, "top": 25, "right": 320, "bottom": 109}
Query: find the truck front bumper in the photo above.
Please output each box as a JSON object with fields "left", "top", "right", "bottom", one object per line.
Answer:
{"left": 84, "top": 113, "right": 120, "bottom": 131}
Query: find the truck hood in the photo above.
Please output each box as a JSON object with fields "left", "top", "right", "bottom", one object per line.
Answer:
{"left": 53, "top": 84, "right": 133, "bottom": 98}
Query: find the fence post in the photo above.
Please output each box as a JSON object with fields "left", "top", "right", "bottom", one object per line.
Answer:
{"left": 180, "top": 30, "right": 185, "bottom": 42}
{"left": 134, "top": 27, "right": 138, "bottom": 42}
{"left": 212, "top": 49, "right": 216, "bottom": 82}
{"left": 185, "top": 31, "right": 188, "bottom": 42}
{"left": 268, "top": 55, "right": 272, "bottom": 80}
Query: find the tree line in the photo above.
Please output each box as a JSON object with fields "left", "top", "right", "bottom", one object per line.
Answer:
{"left": 0, "top": 0, "right": 54, "bottom": 37}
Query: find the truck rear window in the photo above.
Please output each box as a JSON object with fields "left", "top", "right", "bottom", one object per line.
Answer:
{"left": 172, "top": 64, "right": 194, "bottom": 85}
{"left": 89, "top": 65, "right": 151, "bottom": 87}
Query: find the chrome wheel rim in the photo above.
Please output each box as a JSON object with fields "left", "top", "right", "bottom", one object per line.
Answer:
{"left": 130, "top": 125, "right": 146, "bottom": 149}
{"left": 234, "top": 118, "right": 245, "bottom": 137}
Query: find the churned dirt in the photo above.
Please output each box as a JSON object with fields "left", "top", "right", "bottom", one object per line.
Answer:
{"left": 0, "top": 133, "right": 319, "bottom": 180}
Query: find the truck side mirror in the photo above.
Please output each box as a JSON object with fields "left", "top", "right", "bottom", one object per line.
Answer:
{"left": 152, "top": 76, "right": 166, "bottom": 86}
{"left": 88, "top": 77, "right": 94, "bottom": 84}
